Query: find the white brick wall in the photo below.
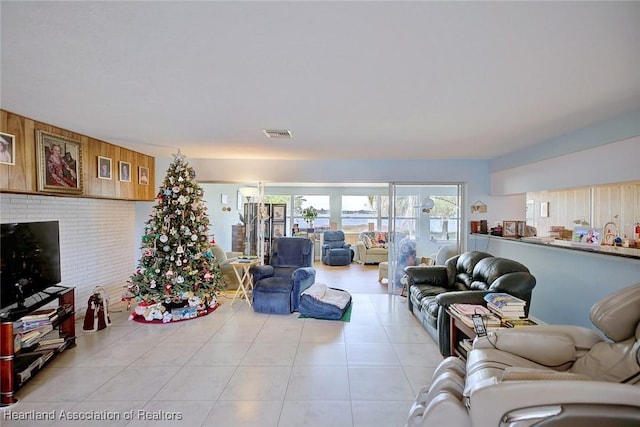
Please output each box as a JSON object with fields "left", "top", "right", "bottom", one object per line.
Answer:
{"left": 1, "top": 194, "right": 136, "bottom": 318}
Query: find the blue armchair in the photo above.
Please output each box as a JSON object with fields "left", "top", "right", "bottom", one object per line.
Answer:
{"left": 321, "top": 230, "right": 352, "bottom": 266}
{"left": 250, "top": 237, "right": 316, "bottom": 314}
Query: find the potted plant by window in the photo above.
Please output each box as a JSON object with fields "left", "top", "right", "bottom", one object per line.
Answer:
{"left": 301, "top": 206, "right": 318, "bottom": 232}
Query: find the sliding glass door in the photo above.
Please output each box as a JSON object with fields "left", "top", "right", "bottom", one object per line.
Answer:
{"left": 388, "top": 183, "right": 463, "bottom": 295}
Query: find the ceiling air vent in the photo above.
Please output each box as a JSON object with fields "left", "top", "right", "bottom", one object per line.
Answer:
{"left": 262, "top": 129, "right": 293, "bottom": 138}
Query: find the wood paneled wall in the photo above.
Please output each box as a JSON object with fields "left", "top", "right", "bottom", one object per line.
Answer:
{"left": 0, "top": 110, "right": 155, "bottom": 201}
{"left": 528, "top": 182, "right": 640, "bottom": 239}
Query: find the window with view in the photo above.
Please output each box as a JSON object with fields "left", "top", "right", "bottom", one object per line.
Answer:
{"left": 392, "top": 195, "right": 418, "bottom": 237}
{"left": 341, "top": 195, "right": 377, "bottom": 233}
{"left": 295, "top": 195, "right": 330, "bottom": 231}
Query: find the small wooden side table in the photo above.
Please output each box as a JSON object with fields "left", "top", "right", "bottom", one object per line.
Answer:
{"left": 446, "top": 308, "right": 478, "bottom": 359}
{"left": 229, "top": 259, "right": 261, "bottom": 307}
{"left": 447, "top": 308, "right": 541, "bottom": 360}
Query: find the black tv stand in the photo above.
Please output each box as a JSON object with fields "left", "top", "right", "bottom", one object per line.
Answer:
{"left": 0, "top": 285, "right": 76, "bottom": 406}
{"left": 6, "top": 305, "right": 30, "bottom": 318}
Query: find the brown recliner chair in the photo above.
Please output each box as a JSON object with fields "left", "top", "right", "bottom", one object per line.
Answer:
{"left": 407, "top": 283, "right": 640, "bottom": 427}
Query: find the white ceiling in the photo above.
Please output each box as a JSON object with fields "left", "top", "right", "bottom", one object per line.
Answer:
{"left": 2, "top": 1, "right": 639, "bottom": 161}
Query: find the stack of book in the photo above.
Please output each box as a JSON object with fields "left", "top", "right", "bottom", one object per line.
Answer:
{"left": 449, "top": 303, "right": 502, "bottom": 329}
{"left": 19, "top": 324, "right": 53, "bottom": 348}
{"left": 18, "top": 309, "right": 58, "bottom": 348}
{"left": 459, "top": 338, "right": 473, "bottom": 353}
{"left": 484, "top": 293, "right": 526, "bottom": 319}
{"left": 21, "top": 308, "right": 58, "bottom": 327}
{"left": 36, "top": 335, "right": 67, "bottom": 351}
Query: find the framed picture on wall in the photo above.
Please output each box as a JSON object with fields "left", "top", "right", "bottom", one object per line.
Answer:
{"left": 98, "top": 156, "right": 112, "bottom": 179}
{"left": 540, "top": 201, "right": 550, "bottom": 218}
{"left": 119, "top": 161, "right": 131, "bottom": 182}
{"left": 470, "top": 201, "right": 487, "bottom": 214}
{"left": 0, "top": 132, "right": 16, "bottom": 165}
{"left": 35, "top": 130, "right": 83, "bottom": 194}
{"left": 273, "top": 222, "right": 285, "bottom": 238}
{"left": 138, "top": 166, "right": 149, "bottom": 185}
{"left": 237, "top": 191, "right": 243, "bottom": 210}
{"left": 273, "top": 205, "right": 285, "bottom": 221}
{"left": 260, "top": 204, "right": 271, "bottom": 218}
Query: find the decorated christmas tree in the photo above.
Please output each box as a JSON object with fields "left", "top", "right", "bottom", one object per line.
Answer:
{"left": 128, "top": 152, "right": 223, "bottom": 320}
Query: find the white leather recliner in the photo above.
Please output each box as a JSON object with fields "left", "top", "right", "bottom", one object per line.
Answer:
{"left": 407, "top": 283, "right": 640, "bottom": 427}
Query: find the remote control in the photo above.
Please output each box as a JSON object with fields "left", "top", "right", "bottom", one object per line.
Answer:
{"left": 471, "top": 314, "right": 488, "bottom": 337}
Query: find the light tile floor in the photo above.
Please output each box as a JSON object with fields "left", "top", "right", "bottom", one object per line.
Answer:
{"left": 2, "top": 263, "right": 442, "bottom": 427}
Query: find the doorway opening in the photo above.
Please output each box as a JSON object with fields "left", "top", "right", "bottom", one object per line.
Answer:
{"left": 388, "top": 183, "right": 463, "bottom": 295}
{"left": 201, "top": 182, "right": 463, "bottom": 295}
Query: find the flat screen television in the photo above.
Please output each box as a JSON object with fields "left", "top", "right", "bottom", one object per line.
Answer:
{"left": 1, "top": 221, "right": 62, "bottom": 310}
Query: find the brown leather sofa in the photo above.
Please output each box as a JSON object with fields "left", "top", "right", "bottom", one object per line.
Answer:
{"left": 405, "top": 251, "right": 536, "bottom": 356}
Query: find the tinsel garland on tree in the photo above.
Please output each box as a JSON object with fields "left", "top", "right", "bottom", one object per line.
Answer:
{"left": 128, "top": 152, "right": 223, "bottom": 306}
